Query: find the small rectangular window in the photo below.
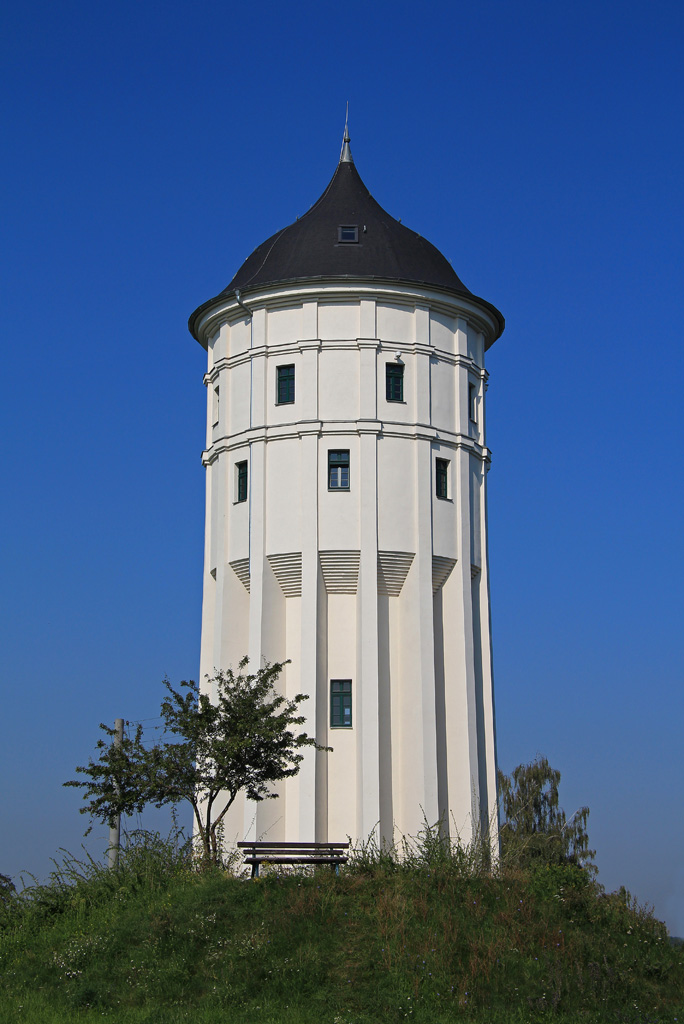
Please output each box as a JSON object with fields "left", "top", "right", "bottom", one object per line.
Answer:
{"left": 277, "top": 364, "right": 295, "bottom": 405}
{"left": 328, "top": 450, "right": 350, "bottom": 490}
{"left": 212, "top": 386, "right": 220, "bottom": 426}
{"left": 330, "top": 679, "right": 352, "bottom": 728}
{"left": 386, "top": 362, "right": 404, "bottom": 402}
{"left": 468, "top": 382, "right": 477, "bottom": 423}
{"left": 338, "top": 225, "right": 358, "bottom": 243}
{"left": 236, "top": 460, "right": 248, "bottom": 503}
{"left": 436, "top": 458, "right": 449, "bottom": 499}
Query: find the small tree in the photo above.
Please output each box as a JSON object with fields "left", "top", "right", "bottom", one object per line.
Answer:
{"left": 498, "top": 755, "right": 595, "bottom": 874}
{"left": 65, "top": 659, "right": 329, "bottom": 867}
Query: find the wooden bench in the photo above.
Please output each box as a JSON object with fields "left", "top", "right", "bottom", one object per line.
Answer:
{"left": 237, "top": 841, "right": 350, "bottom": 878}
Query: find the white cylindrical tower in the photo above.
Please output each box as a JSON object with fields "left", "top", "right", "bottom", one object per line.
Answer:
{"left": 189, "top": 129, "right": 504, "bottom": 851}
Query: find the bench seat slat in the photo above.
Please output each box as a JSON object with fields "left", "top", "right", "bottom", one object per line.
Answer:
{"left": 237, "top": 842, "right": 349, "bottom": 850}
{"left": 243, "top": 857, "right": 348, "bottom": 865}
{"left": 240, "top": 847, "right": 348, "bottom": 856}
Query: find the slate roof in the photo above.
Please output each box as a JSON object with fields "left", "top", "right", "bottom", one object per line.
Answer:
{"left": 189, "top": 145, "right": 504, "bottom": 344}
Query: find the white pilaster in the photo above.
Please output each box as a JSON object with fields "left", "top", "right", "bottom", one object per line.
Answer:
{"left": 443, "top": 446, "right": 481, "bottom": 841}
{"left": 298, "top": 429, "right": 319, "bottom": 840}
{"left": 244, "top": 437, "right": 266, "bottom": 841}
{"left": 357, "top": 340, "right": 379, "bottom": 420}
{"left": 356, "top": 426, "right": 380, "bottom": 842}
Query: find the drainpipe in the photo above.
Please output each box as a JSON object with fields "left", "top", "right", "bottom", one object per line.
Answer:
{"left": 235, "top": 288, "right": 253, "bottom": 319}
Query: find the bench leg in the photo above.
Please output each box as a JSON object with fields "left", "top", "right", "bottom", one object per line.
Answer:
{"left": 252, "top": 863, "right": 259, "bottom": 879}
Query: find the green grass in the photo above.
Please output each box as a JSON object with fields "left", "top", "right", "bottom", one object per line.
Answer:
{"left": 1, "top": 832, "right": 682, "bottom": 1024}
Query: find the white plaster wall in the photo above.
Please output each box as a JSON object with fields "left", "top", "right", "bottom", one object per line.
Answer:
{"left": 377, "top": 434, "right": 415, "bottom": 552}
{"left": 318, "top": 435, "right": 360, "bottom": 550}
{"left": 431, "top": 444, "right": 459, "bottom": 562}
{"left": 227, "top": 363, "right": 250, "bottom": 438}
{"left": 265, "top": 438, "right": 302, "bottom": 553}
{"left": 430, "top": 309, "right": 456, "bottom": 354}
{"left": 227, "top": 449, "right": 249, "bottom": 560}
{"left": 267, "top": 304, "right": 302, "bottom": 345}
{"left": 265, "top": 351, "right": 302, "bottom": 427}
{"left": 430, "top": 356, "right": 456, "bottom": 430}
{"left": 318, "top": 301, "right": 359, "bottom": 340}
{"left": 378, "top": 350, "right": 415, "bottom": 425}
{"left": 319, "top": 348, "right": 359, "bottom": 421}
{"left": 377, "top": 301, "right": 414, "bottom": 343}
{"left": 228, "top": 316, "right": 251, "bottom": 358}
{"left": 197, "top": 281, "right": 499, "bottom": 850}
{"left": 326, "top": 593, "right": 358, "bottom": 839}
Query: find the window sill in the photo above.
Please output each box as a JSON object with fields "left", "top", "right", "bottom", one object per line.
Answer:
{"left": 436, "top": 495, "right": 453, "bottom": 502}
{"left": 328, "top": 487, "right": 350, "bottom": 492}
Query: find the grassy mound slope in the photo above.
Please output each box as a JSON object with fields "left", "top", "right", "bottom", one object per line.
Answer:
{"left": 1, "top": 835, "right": 682, "bottom": 1024}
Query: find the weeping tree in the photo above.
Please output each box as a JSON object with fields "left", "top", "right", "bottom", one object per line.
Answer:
{"left": 65, "top": 659, "right": 329, "bottom": 867}
{"left": 498, "top": 755, "right": 595, "bottom": 874}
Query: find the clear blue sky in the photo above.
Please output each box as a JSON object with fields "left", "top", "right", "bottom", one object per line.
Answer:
{"left": 1, "top": 0, "right": 683, "bottom": 933}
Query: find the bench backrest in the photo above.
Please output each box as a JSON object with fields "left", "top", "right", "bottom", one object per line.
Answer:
{"left": 238, "top": 841, "right": 349, "bottom": 856}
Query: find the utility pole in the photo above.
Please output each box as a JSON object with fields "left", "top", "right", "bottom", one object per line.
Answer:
{"left": 108, "top": 718, "right": 124, "bottom": 870}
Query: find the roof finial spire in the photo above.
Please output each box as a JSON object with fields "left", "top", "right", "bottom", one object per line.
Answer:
{"left": 340, "top": 102, "right": 353, "bottom": 163}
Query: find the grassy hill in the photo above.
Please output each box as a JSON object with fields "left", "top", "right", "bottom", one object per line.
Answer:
{"left": 1, "top": 832, "right": 682, "bottom": 1024}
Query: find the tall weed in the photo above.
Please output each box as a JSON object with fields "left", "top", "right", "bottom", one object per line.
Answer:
{"left": 347, "top": 812, "right": 493, "bottom": 879}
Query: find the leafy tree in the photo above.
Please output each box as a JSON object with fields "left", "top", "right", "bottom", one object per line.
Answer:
{"left": 498, "top": 755, "right": 595, "bottom": 874}
{"left": 65, "top": 659, "right": 329, "bottom": 867}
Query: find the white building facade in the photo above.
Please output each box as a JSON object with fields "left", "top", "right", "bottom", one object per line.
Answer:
{"left": 189, "top": 132, "right": 504, "bottom": 850}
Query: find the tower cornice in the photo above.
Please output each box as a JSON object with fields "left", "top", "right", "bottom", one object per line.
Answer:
{"left": 203, "top": 343, "right": 486, "bottom": 384}
{"left": 191, "top": 279, "right": 503, "bottom": 352}
{"left": 201, "top": 420, "right": 490, "bottom": 466}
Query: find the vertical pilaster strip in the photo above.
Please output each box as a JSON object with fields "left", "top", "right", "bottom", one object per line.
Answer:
{"left": 415, "top": 315, "right": 431, "bottom": 426}
{"left": 244, "top": 437, "right": 266, "bottom": 841}
{"left": 414, "top": 440, "right": 439, "bottom": 826}
{"left": 211, "top": 457, "right": 227, "bottom": 682}
{"left": 199, "top": 457, "right": 216, "bottom": 692}
{"left": 357, "top": 339, "right": 378, "bottom": 420}
{"left": 359, "top": 298, "right": 376, "bottom": 340}
{"left": 203, "top": 373, "right": 213, "bottom": 450}
{"left": 455, "top": 318, "right": 469, "bottom": 436}
{"left": 298, "top": 428, "right": 319, "bottom": 840}
{"left": 478, "top": 457, "right": 499, "bottom": 855}
{"left": 251, "top": 309, "right": 267, "bottom": 428}
{"left": 356, "top": 426, "right": 380, "bottom": 842}
{"left": 302, "top": 299, "right": 318, "bottom": 342}
{"left": 415, "top": 304, "right": 430, "bottom": 346}
{"left": 298, "top": 338, "right": 321, "bottom": 422}
{"left": 446, "top": 446, "right": 480, "bottom": 841}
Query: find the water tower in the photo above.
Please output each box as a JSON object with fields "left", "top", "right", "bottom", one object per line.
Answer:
{"left": 188, "top": 125, "right": 504, "bottom": 850}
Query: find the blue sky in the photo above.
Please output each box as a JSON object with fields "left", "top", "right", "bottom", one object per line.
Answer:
{"left": 1, "top": 0, "right": 683, "bottom": 932}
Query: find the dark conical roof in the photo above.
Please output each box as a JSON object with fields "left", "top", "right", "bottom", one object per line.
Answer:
{"left": 189, "top": 143, "right": 504, "bottom": 344}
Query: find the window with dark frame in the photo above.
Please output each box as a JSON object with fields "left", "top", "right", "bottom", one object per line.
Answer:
{"left": 330, "top": 679, "right": 352, "bottom": 727}
{"left": 386, "top": 362, "right": 404, "bottom": 402}
{"left": 276, "top": 364, "right": 295, "bottom": 405}
{"left": 468, "top": 382, "right": 477, "bottom": 423}
{"left": 435, "top": 458, "right": 449, "bottom": 499}
{"left": 236, "top": 460, "right": 248, "bottom": 503}
{"left": 328, "top": 450, "right": 350, "bottom": 490}
{"left": 338, "top": 225, "right": 358, "bottom": 243}
{"left": 212, "top": 385, "right": 220, "bottom": 426}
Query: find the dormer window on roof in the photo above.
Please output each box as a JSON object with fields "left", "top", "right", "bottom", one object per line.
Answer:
{"left": 338, "top": 225, "right": 358, "bottom": 243}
